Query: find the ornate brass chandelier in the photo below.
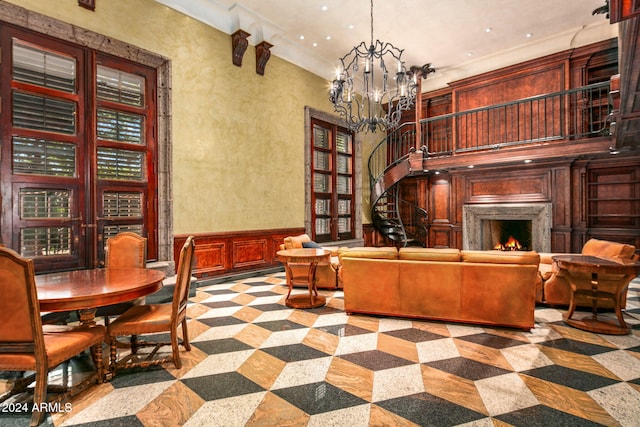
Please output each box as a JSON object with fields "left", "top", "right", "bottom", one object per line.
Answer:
{"left": 329, "top": 0, "right": 429, "bottom": 133}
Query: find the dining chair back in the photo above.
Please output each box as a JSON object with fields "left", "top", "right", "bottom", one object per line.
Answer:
{"left": 98, "top": 232, "right": 148, "bottom": 325}
{"left": 107, "top": 236, "right": 195, "bottom": 376}
{"left": 105, "top": 231, "right": 147, "bottom": 268}
{"left": 0, "top": 247, "right": 105, "bottom": 426}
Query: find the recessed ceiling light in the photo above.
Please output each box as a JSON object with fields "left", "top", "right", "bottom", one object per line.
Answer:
{"left": 348, "top": 24, "right": 354, "bottom": 30}
{"left": 313, "top": 42, "right": 318, "bottom": 47}
{"left": 299, "top": 35, "right": 305, "bottom": 40}
{"left": 467, "top": 165, "right": 474, "bottom": 168}
{"left": 466, "top": 52, "right": 473, "bottom": 57}
{"left": 526, "top": 33, "right": 533, "bottom": 38}
{"left": 524, "top": 159, "right": 532, "bottom": 163}
{"left": 321, "top": 5, "right": 328, "bottom": 11}
{"left": 484, "top": 27, "right": 492, "bottom": 33}
{"left": 325, "top": 35, "right": 331, "bottom": 40}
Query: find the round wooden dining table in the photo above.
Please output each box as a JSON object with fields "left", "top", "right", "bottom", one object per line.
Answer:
{"left": 36, "top": 268, "right": 165, "bottom": 324}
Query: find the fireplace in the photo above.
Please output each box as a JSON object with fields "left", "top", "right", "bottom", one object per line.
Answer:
{"left": 463, "top": 203, "right": 552, "bottom": 252}
{"left": 483, "top": 219, "right": 532, "bottom": 250}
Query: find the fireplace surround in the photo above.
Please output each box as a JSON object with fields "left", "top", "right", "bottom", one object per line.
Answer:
{"left": 463, "top": 203, "right": 552, "bottom": 252}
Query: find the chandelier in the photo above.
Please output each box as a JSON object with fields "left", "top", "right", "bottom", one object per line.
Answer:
{"left": 329, "top": 0, "right": 428, "bottom": 133}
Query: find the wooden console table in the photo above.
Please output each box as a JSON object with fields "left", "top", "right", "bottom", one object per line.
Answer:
{"left": 553, "top": 255, "right": 640, "bottom": 335}
{"left": 276, "top": 248, "right": 331, "bottom": 309}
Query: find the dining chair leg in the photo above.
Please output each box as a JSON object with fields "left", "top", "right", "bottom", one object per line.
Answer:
{"left": 109, "top": 340, "right": 118, "bottom": 376}
{"left": 130, "top": 335, "right": 139, "bottom": 354}
{"left": 170, "top": 331, "right": 182, "bottom": 369}
{"left": 89, "top": 344, "right": 103, "bottom": 383}
{"left": 30, "top": 368, "right": 48, "bottom": 426}
{"left": 181, "top": 320, "right": 191, "bottom": 351}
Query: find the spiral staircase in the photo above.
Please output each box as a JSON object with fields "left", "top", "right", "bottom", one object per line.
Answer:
{"left": 368, "top": 123, "right": 427, "bottom": 247}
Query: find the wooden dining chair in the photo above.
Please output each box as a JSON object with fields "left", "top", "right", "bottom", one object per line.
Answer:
{"left": 107, "top": 236, "right": 195, "bottom": 376}
{"left": 104, "top": 231, "right": 147, "bottom": 269}
{"left": 0, "top": 247, "right": 105, "bottom": 427}
{"left": 96, "top": 232, "right": 148, "bottom": 326}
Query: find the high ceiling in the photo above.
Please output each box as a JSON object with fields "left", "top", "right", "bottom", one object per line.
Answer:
{"left": 155, "top": 0, "right": 615, "bottom": 91}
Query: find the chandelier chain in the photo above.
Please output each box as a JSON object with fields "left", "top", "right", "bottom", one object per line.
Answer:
{"left": 369, "top": 0, "right": 374, "bottom": 46}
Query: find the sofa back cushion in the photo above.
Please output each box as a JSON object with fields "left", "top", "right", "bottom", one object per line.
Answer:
{"left": 581, "top": 238, "right": 636, "bottom": 260}
{"left": 461, "top": 250, "right": 540, "bottom": 266}
{"left": 338, "top": 247, "right": 398, "bottom": 263}
{"left": 399, "top": 247, "right": 461, "bottom": 262}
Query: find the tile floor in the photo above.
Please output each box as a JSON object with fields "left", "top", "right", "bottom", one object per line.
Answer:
{"left": 2, "top": 273, "right": 640, "bottom": 427}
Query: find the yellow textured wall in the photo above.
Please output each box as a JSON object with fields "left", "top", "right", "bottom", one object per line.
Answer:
{"left": 6, "top": 0, "right": 337, "bottom": 233}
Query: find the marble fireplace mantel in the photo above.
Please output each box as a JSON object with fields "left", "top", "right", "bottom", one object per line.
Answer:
{"left": 463, "top": 203, "right": 552, "bottom": 253}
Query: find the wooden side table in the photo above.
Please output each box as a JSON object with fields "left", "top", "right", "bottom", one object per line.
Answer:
{"left": 553, "top": 255, "right": 640, "bottom": 335}
{"left": 277, "top": 248, "right": 331, "bottom": 308}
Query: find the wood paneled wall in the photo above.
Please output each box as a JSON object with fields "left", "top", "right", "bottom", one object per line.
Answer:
{"left": 174, "top": 228, "right": 303, "bottom": 279}
{"left": 395, "top": 155, "right": 640, "bottom": 253}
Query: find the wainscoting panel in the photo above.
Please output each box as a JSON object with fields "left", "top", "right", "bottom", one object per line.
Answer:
{"left": 174, "top": 228, "right": 303, "bottom": 278}
{"left": 193, "top": 242, "right": 226, "bottom": 276}
{"left": 232, "top": 239, "right": 268, "bottom": 269}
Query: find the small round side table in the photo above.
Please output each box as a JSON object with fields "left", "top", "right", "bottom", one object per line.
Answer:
{"left": 276, "top": 248, "right": 331, "bottom": 308}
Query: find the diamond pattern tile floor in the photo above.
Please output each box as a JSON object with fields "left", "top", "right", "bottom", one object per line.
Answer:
{"left": 2, "top": 275, "right": 639, "bottom": 427}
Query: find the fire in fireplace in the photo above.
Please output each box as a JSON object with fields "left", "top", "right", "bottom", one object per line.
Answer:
{"left": 494, "top": 236, "right": 523, "bottom": 251}
{"left": 483, "top": 219, "right": 531, "bottom": 251}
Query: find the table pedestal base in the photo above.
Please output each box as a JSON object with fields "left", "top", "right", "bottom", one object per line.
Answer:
{"left": 285, "top": 294, "right": 326, "bottom": 309}
{"left": 563, "top": 312, "right": 630, "bottom": 335}
{"left": 78, "top": 308, "right": 97, "bottom": 325}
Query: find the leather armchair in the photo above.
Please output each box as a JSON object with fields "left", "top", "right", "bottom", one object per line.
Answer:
{"left": 539, "top": 238, "right": 638, "bottom": 307}
{"left": 280, "top": 234, "right": 341, "bottom": 289}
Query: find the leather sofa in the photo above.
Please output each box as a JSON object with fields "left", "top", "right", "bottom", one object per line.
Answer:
{"left": 279, "top": 234, "right": 342, "bottom": 289}
{"left": 339, "top": 247, "right": 540, "bottom": 330}
{"left": 538, "top": 238, "right": 638, "bottom": 307}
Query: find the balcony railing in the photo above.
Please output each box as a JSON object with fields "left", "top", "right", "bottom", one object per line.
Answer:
{"left": 368, "top": 82, "right": 612, "bottom": 188}
{"left": 420, "top": 81, "right": 612, "bottom": 156}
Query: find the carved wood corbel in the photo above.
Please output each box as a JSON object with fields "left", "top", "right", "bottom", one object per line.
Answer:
{"left": 255, "top": 41, "right": 273, "bottom": 76}
{"left": 231, "top": 30, "right": 251, "bottom": 67}
{"left": 78, "top": 0, "right": 95, "bottom": 11}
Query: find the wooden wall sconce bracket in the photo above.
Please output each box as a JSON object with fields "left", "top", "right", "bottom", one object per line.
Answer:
{"left": 78, "top": 0, "right": 95, "bottom": 11}
{"left": 232, "top": 29, "right": 251, "bottom": 67}
{"left": 256, "top": 41, "right": 273, "bottom": 76}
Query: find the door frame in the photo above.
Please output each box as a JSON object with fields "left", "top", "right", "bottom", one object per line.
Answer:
{"left": 304, "top": 106, "right": 363, "bottom": 245}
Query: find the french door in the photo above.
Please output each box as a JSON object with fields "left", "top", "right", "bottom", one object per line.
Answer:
{"left": 310, "top": 119, "right": 355, "bottom": 243}
{"left": 0, "top": 25, "right": 157, "bottom": 272}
